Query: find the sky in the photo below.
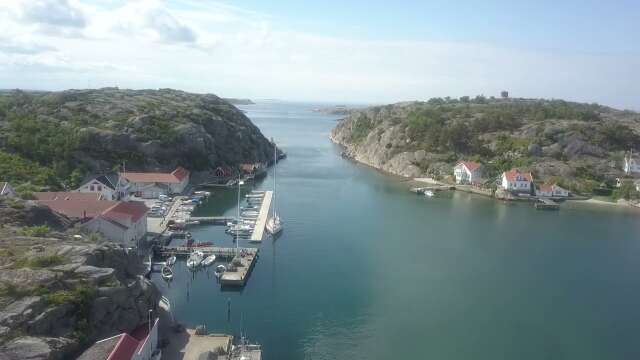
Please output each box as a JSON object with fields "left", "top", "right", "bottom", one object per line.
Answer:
{"left": 0, "top": 0, "right": 638, "bottom": 109}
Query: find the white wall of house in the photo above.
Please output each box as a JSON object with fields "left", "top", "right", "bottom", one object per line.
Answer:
{"left": 168, "top": 177, "right": 188, "bottom": 194}
{"left": 454, "top": 164, "right": 481, "bottom": 184}
{"left": 501, "top": 174, "right": 532, "bottom": 192}
{"left": 77, "top": 180, "right": 116, "bottom": 200}
{"left": 536, "top": 185, "right": 569, "bottom": 197}
{"left": 83, "top": 215, "right": 147, "bottom": 245}
{"left": 1, "top": 183, "right": 16, "bottom": 197}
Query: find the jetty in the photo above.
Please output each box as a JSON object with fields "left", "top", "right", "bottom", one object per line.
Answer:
{"left": 189, "top": 216, "right": 234, "bottom": 225}
{"left": 249, "top": 191, "right": 272, "bottom": 242}
{"left": 160, "top": 246, "right": 242, "bottom": 259}
{"left": 535, "top": 198, "right": 560, "bottom": 210}
{"left": 220, "top": 248, "right": 259, "bottom": 287}
{"left": 410, "top": 185, "right": 454, "bottom": 194}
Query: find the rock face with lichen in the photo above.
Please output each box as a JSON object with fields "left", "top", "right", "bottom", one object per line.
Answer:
{"left": 331, "top": 98, "right": 640, "bottom": 193}
{"left": 0, "top": 199, "right": 160, "bottom": 360}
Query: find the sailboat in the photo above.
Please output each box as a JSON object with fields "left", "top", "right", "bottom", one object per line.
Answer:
{"left": 266, "top": 140, "right": 283, "bottom": 235}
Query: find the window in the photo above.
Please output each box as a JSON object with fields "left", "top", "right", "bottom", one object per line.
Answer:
{"left": 97, "top": 185, "right": 102, "bottom": 191}
{"left": 90, "top": 185, "right": 94, "bottom": 191}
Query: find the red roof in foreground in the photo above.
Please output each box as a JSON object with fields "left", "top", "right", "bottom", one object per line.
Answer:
{"left": 458, "top": 161, "right": 481, "bottom": 171}
{"left": 121, "top": 167, "right": 189, "bottom": 184}
{"left": 107, "top": 334, "right": 139, "bottom": 360}
{"left": 101, "top": 201, "right": 149, "bottom": 225}
{"left": 36, "top": 199, "right": 117, "bottom": 219}
{"left": 504, "top": 169, "right": 533, "bottom": 182}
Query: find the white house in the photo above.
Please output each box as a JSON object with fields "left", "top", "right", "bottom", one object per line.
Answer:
{"left": 624, "top": 153, "right": 640, "bottom": 175}
{"left": 501, "top": 169, "right": 533, "bottom": 193}
{"left": 84, "top": 201, "right": 148, "bottom": 246}
{"left": 1, "top": 182, "right": 16, "bottom": 197}
{"left": 453, "top": 161, "right": 482, "bottom": 184}
{"left": 536, "top": 183, "right": 570, "bottom": 197}
{"left": 120, "top": 167, "right": 189, "bottom": 198}
{"left": 77, "top": 174, "right": 119, "bottom": 200}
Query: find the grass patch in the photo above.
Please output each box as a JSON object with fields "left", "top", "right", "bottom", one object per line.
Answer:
{"left": 20, "top": 225, "right": 51, "bottom": 237}
{"left": 10, "top": 254, "right": 65, "bottom": 269}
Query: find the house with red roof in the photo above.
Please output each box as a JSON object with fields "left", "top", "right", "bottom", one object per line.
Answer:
{"left": 453, "top": 161, "right": 482, "bottom": 184}
{"left": 536, "top": 183, "right": 570, "bottom": 198}
{"left": 120, "top": 167, "right": 190, "bottom": 198}
{"left": 34, "top": 193, "right": 148, "bottom": 245}
{"left": 84, "top": 201, "right": 149, "bottom": 245}
{"left": 77, "top": 318, "right": 160, "bottom": 360}
{"left": 501, "top": 169, "right": 533, "bottom": 193}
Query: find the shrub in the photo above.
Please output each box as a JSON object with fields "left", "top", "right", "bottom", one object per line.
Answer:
{"left": 20, "top": 225, "right": 51, "bottom": 237}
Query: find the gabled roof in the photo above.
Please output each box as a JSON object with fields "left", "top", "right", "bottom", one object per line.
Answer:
{"left": 84, "top": 174, "right": 118, "bottom": 190}
{"left": 108, "top": 334, "right": 140, "bottom": 360}
{"left": 35, "top": 198, "right": 117, "bottom": 219}
{"left": 33, "top": 192, "right": 104, "bottom": 201}
{"left": 121, "top": 167, "right": 189, "bottom": 184}
{"left": 100, "top": 201, "right": 148, "bottom": 227}
{"left": 457, "top": 161, "right": 481, "bottom": 172}
{"left": 503, "top": 169, "right": 533, "bottom": 182}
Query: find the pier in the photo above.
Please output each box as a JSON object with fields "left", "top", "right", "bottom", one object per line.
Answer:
{"left": 220, "top": 248, "right": 259, "bottom": 286}
{"left": 188, "top": 216, "right": 234, "bottom": 225}
{"left": 410, "top": 185, "right": 454, "bottom": 194}
{"left": 159, "top": 246, "right": 248, "bottom": 259}
{"left": 250, "top": 191, "right": 273, "bottom": 242}
{"left": 535, "top": 198, "right": 560, "bottom": 210}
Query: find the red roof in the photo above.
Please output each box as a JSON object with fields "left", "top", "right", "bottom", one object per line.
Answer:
{"left": 121, "top": 167, "right": 189, "bottom": 184}
{"left": 538, "top": 183, "right": 553, "bottom": 192}
{"left": 504, "top": 169, "right": 533, "bottom": 182}
{"left": 458, "top": 161, "right": 481, "bottom": 172}
{"left": 101, "top": 201, "right": 149, "bottom": 226}
{"left": 36, "top": 198, "right": 117, "bottom": 219}
{"left": 33, "top": 192, "right": 103, "bottom": 201}
{"left": 107, "top": 334, "right": 139, "bottom": 360}
{"left": 171, "top": 167, "right": 189, "bottom": 181}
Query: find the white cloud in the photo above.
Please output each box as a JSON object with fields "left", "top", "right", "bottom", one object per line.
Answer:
{"left": 18, "top": 0, "right": 87, "bottom": 28}
{"left": 0, "top": 0, "right": 637, "bottom": 109}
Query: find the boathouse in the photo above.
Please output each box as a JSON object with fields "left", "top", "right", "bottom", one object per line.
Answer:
{"left": 77, "top": 318, "right": 160, "bottom": 360}
{"left": 536, "top": 183, "right": 570, "bottom": 197}
{"left": 120, "top": 167, "right": 190, "bottom": 198}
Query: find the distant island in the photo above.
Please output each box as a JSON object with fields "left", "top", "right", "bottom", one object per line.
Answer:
{"left": 223, "top": 98, "right": 255, "bottom": 105}
{"left": 331, "top": 95, "right": 640, "bottom": 201}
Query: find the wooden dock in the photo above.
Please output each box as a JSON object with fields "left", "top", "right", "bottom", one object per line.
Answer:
{"left": 188, "top": 216, "right": 234, "bottom": 225}
{"left": 410, "top": 185, "right": 454, "bottom": 194}
{"left": 535, "top": 198, "right": 560, "bottom": 210}
{"left": 159, "top": 246, "right": 241, "bottom": 259}
{"left": 249, "top": 191, "right": 272, "bottom": 242}
{"left": 220, "top": 248, "right": 258, "bottom": 287}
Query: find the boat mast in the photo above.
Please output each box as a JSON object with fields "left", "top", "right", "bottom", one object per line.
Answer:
{"left": 272, "top": 139, "right": 277, "bottom": 218}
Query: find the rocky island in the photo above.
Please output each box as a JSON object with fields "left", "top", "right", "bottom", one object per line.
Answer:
{"left": 0, "top": 88, "right": 274, "bottom": 190}
{"left": 331, "top": 96, "right": 640, "bottom": 195}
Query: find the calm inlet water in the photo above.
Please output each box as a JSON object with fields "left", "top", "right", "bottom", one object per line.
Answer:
{"left": 153, "top": 101, "right": 640, "bottom": 360}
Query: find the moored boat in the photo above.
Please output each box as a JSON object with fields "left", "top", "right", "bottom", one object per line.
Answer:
{"left": 186, "top": 250, "right": 204, "bottom": 269}
{"left": 202, "top": 254, "right": 216, "bottom": 266}
{"left": 161, "top": 266, "right": 173, "bottom": 280}
{"left": 166, "top": 255, "right": 176, "bottom": 266}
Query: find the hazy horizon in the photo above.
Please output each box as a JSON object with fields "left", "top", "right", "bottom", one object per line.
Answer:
{"left": 1, "top": 0, "right": 638, "bottom": 110}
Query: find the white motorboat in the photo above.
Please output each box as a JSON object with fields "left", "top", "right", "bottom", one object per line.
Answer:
{"left": 166, "top": 255, "right": 176, "bottom": 266}
{"left": 186, "top": 251, "right": 204, "bottom": 269}
{"left": 267, "top": 139, "right": 284, "bottom": 235}
{"left": 202, "top": 254, "right": 216, "bottom": 266}
{"left": 161, "top": 266, "right": 173, "bottom": 280}
{"left": 424, "top": 190, "right": 435, "bottom": 197}
{"left": 215, "top": 264, "right": 226, "bottom": 277}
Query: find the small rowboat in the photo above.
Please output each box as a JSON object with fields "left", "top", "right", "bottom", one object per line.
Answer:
{"left": 166, "top": 255, "right": 176, "bottom": 266}
{"left": 215, "top": 264, "right": 226, "bottom": 277}
{"left": 161, "top": 266, "right": 173, "bottom": 280}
